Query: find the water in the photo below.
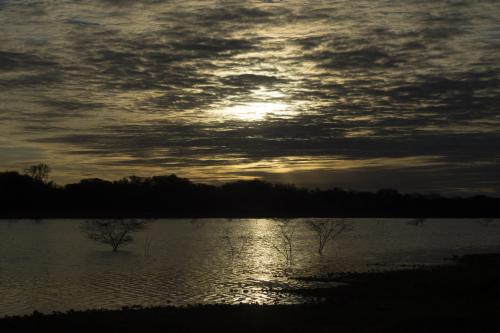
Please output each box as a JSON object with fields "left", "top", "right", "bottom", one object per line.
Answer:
{"left": 1, "top": 218, "right": 499, "bottom": 316}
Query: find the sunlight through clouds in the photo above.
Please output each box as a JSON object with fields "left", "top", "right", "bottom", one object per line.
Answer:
{"left": 0, "top": 0, "right": 499, "bottom": 194}
{"left": 215, "top": 87, "right": 293, "bottom": 121}
{"left": 219, "top": 101, "right": 290, "bottom": 121}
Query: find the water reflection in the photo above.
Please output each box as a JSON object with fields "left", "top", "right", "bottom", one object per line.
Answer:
{"left": 1, "top": 218, "right": 500, "bottom": 316}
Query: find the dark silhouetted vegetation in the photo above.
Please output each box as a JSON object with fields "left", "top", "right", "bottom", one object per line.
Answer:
{"left": 81, "top": 219, "right": 147, "bottom": 251}
{"left": 1, "top": 169, "right": 500, "bottom": 218}
{"left": 407, "top": 217, "right": 426, "bottom": 227}
{"left": 268, "top": 218, "right": 297, "bottom": 266}
{"left": 306, "top": 218, "right": 349, "bottom": 255}
{"left": 23, "top": 163, "right": 51, "bottom": 184}
{"left": 220, "top": 223, "right": 250, "bottom": 262}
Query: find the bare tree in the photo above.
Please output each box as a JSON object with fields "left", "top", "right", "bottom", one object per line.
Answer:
{"left": 307, "top": 218, "right": 348, "bottom": 256}
{"left": 407, "top": 217, "right": 426, "bottom": 227}
{"left": 189, "top": 218, "right": 206, "bottom": 229}
{"left": 143, "top": 233, "right": 153, "bottom": 256}
{"left": 220, "top": 225, "right": 250, "bottom": 262}
{"left": 81, "top": 219, "right": 147, "bottom": 251}
{"left": 268, "top": 218, "right": 297, "bottom": 266}
{"left": 24, "top": 163, "right": 51, "bottom": 183}
{"left": 477, "top": 218, "right": 494, "bottom": 227}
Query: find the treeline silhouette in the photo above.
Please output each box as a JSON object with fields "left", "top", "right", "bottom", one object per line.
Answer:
{"left": 1, "top": 171, "right": 499, "bottom": 218}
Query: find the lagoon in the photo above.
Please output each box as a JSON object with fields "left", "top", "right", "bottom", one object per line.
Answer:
{"left": 1, "top": 218, "right": 499, "bottom": 316}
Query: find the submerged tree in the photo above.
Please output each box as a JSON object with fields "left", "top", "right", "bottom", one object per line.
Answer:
{"left": 81, "top": 219, "right": 147, "bottom": 251}
{"left": 24, "top": 163, "right": 51, "bottom": 183}
{"left": 407, "top": 217, "right": 426, "bottom": 227}
{"left": 189, "top": 218, "right": 206, "bottom": 229}
{"left": 477, "top": 218, "right": 495, "bottom": 227}
{"left": 307, "top": 218, "right": 348, "bottom": 256}
{"left": 268, "top": 218, "right": 297, "bottom": 266}
{"left": 220, "top": 224, "right": 250, "bottom": 262}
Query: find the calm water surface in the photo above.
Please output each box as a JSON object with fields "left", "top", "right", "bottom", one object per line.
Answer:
{"left": 1, "top": 218, "right": 499, "bottom": 316}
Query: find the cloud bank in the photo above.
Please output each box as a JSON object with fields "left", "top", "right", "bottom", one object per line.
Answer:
{"left": 1, "top": 0, "right": 499, "bottom": 194}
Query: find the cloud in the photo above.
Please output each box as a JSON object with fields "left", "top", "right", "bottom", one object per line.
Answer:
{"left": 0, "top": 50, "right": 61, "bottom": 89}
{"left": 1, "top": 0, "right": 500, "bottom": 194}
{"left": 311, "top": 47, "right": 400, "bottom": 70}
{"left": 0, "top": 51, "right": 57, "bottom": 70}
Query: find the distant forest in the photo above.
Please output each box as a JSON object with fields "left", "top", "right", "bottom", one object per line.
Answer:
{"left": 1, "top": 169, "right": 499, "bottom": 218}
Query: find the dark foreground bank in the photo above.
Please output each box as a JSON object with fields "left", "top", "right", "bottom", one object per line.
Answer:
{"left": 2, "top": 254, "right": 500, "bottom": 332}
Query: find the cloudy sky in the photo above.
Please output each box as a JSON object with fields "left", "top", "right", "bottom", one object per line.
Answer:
{"left": 1, "top": 0, "right": 499, "bottom": 194}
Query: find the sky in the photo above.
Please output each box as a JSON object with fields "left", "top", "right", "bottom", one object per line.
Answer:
{"left": 1, "top": 0, "right": 500, "bottom": 195}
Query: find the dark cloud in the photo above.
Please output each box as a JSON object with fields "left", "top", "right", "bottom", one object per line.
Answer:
{"left": 312, "top": 47, "right": 400, "bottom": 70}
{"left": 260, "top": 163, "right": 500, "bottom": 196}
{"left": 221, "top": 74, "right": 283, "bottom": 88}
{"left": 40, "top": 100, "right": 104, "bottom": 111}
{"left": 0, "top": 50, "right": 61, "bottom": 89}
{"left": 200, "top": 6, "right": 275, "bottom": 23}
{"left": 34, "top": 118, "right": 500, "bottom": 164}
{"left": 64, "top": 18, "right": 100, "bottom": 27}
{"left": 0, "top": 73, "right": 63, "bottom": 90}
{"left": 0, "top": 51, "right": 57, "bottom": 71}
{"left": 170, "top": 36, "right": 256, "bottom": 55}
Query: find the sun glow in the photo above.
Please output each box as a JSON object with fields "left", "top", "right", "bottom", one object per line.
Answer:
{"left": 220, "top": 101, "right": 289, "bottom": 121}
{"left": 216, "top": 87, "right": 291, "bottom": 121}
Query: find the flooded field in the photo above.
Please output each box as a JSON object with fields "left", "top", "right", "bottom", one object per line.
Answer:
{"left": 1, "top": 218, "right": 499, "bottom": 316}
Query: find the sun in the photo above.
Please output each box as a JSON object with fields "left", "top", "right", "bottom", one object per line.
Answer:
{"left": 220, "top": 101, "right": 289, "bottom": 121}
{"left": 215, "top": 87, "right": 291, "bottom": 121}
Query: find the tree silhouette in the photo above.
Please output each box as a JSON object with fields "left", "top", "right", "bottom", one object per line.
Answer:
{"left": 24, "top": 163, "right": 51, "bottom": 183}
{"left": 407, "top": 217, "right": 426, "bottom": 227}
{"left": 1, "top": 169, "right": 500, "bottom": 218}
{"left": 307, "top": 219, "right": 348, "bottom": 255}
{"left": 220, "top": 223, "right": 250, "bottom": 262}
{"left": 81, "top": 219, "right": 146, "bottom": 251}
{"left": 268, "top": 218, "right": 297, "bottom": 266}
{"left": 477, "top": 218, "right": 494, "bottom": 227}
